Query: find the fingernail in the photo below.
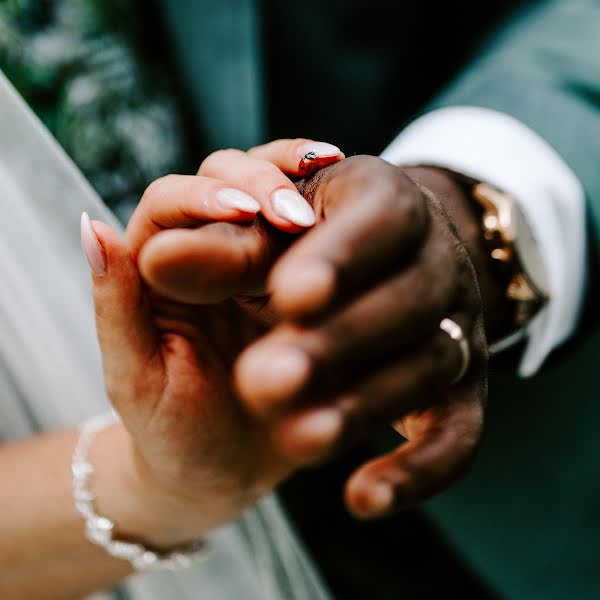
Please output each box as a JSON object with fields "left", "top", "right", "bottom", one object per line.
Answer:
{"left": 272, "top": 261, "right": 336, "bottom": 314}
{"left": 217, "top": 188, "right": 260, "bottom": 213}
{"left": 258, "top": 347, "right": 311, "bottom": 397}
{"left": 299, "top": 141, "right": 341, "bottom": 158}
{"left": 364, "top": 483, "right": 394, "bottom": 517}
{"left": 271, "top": 188, "right": 316, "bottom": 227}
{"left": 291, "top": 408, "right": 344, "bottom": 448}
{"left": 80, "top": 212, "right": 107, "bottom": 276}
{"left": 237, "top": 346, "right": 312, "bottom": 411}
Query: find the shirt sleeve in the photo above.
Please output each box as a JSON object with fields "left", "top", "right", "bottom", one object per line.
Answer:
{"left": 381, "top": 106, "right": 587, "bottom": 377}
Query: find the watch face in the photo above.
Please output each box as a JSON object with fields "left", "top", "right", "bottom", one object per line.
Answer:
{"left": 512, "top": 205, "right": 550, "bottom": 297}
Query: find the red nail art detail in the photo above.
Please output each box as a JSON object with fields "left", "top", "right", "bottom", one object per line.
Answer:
{"left": 298, "top": 151, "right": 339, "bottom": 177}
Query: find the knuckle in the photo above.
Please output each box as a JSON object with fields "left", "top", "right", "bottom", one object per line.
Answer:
{"left": 198, "top": 148, "right": 245, "bottom": 174}
{"left": 389, "top": 270, "right": 449, "bottom": 332}
{"left": 249, "top": 162, "right": 287, "bottom": 187}
{"left": 141, "top": 174, "right": 177, "bottom": 205}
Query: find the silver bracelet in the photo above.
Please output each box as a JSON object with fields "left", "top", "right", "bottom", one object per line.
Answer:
{"left": 72, "top": 412, "right": 209, "bottom": 572}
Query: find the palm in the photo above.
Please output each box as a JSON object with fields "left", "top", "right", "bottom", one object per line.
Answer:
{"left": 132, "top": 293, "right": 290, "bottom": 521}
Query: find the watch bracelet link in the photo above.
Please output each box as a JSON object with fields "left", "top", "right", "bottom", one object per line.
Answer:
{"left": 436, "top": 168, "right": 547, "bottom": 329}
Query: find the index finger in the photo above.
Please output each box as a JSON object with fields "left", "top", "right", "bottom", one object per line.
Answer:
{"left": 268, "top": 156, "right": 430, "bottom": 319}
{"left": 248, "top": 138, "right": 344, "bottom": 177}
{"left": 126, "top": 174, "right": 260, "bottom": 260}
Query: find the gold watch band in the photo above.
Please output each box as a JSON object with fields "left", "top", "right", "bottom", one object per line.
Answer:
{"left": 471, "top": 182, "right": 548, "bottom": 327}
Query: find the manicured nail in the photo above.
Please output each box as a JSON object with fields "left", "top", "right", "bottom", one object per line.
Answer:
{"left": 80, "top": 212, "right": 107, "bottom": 276}
{"left": 297, "top": 143, "right": 343, "bottom": 177}
{"left": 299, "top": 142, "right": 341, "bottom": 158}
{"left": 217, "top": 188, "right": 260, "bottom": 213}
{"left": 271, "top": 188, "right": 316, "bottom": 227}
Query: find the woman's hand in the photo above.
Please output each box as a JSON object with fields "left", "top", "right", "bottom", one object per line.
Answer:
{"left": 80, "top": 139, "right": 344, "bottom": 547}
{"left": 81, "top": 220, "right": 282, "bottom": 550}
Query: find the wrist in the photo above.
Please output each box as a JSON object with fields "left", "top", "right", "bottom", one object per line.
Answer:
{"left": 89, "top": 423, "right": 204, "bottom": 550}
{"left": 402, "top": 165, "right": 512, "bottom": 340}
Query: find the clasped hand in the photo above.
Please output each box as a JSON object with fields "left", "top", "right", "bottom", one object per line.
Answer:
{"left": 85, "top": 139, "right": 487, "bottom": 547}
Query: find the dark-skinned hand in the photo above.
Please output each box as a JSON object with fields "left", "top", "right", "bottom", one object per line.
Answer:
{"left": 127, "top": 141, "right": 496, "bottom": 518}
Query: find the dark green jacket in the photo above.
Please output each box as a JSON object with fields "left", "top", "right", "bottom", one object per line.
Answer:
{"left": 158, "top": 1, "right": 600, "bottom": 598}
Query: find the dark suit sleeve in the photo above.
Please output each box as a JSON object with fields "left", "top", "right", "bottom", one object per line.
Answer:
{"left": 430, "top": 0, "right": 600, "bottom": 253}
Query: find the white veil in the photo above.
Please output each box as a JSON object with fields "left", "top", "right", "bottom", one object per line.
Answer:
{"left": 0, "top": 70, "right": 330, "bottom": 600}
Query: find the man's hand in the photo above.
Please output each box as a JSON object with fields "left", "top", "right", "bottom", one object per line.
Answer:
{"left": 234, "top": 157, "right": 491, "bottom": 517}
{"left": 134, "top": 152, "right": 497, "bottom": 519}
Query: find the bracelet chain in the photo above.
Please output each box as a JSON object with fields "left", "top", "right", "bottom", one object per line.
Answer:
{"left": 72, "top": 412, "right": 209, "bottom": 572}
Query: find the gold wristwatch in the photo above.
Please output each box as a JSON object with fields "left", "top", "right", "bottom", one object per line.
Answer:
{"left": 471, "top": 182, "right": 549, "bottom": 328}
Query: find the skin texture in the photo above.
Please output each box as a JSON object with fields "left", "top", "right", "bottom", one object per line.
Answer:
{"left": 133, "top": 148, "right": 503, "bottom": 518}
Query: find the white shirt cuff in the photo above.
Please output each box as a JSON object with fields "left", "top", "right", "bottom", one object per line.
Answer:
{"left": 381, "top": 106, "right": 587, "bottom": 377}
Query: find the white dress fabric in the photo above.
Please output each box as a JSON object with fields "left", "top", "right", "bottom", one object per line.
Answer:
{"left": 0, "top": 70, "right": 330, "bottom": 600}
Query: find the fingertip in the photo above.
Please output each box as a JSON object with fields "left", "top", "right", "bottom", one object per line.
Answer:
{"left": 81, "top": 212, "right": 107, "bottom": 277}
{"left": 345, "top": 475, "right": 395, "bottom": 520}
{"left": 87, "top": 217, "right": 130, "bottom": 264}
{"left": 234, "top": 345, "right": 312, "bottom": 417}
{"left": 271, "top": 407, "right": 343, "bottom": 463}
{"left": 217, "top": 188, "right": 261, "bottom": 215}
{"left": 270, "top": 188, "right": 316, "bottom": 228}
{"left": 269, "top": 260, "right": 336, "bottom": 317}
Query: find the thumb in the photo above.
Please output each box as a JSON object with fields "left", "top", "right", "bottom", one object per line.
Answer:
{"left": 81, "top": 212, "right": 160, "bottom": 416}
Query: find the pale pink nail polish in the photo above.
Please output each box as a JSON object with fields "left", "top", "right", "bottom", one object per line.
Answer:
{"left": 298, "top": 142, "right": 341, "bottom": 158}
{"left": 217, "top": 188, "right": 261, "bottom": 213}
{"left": 271, "top": 188, "right": 316, "bottom": 227}
{"left": 80, "top": 212, "right": 107, "bottom": 276}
